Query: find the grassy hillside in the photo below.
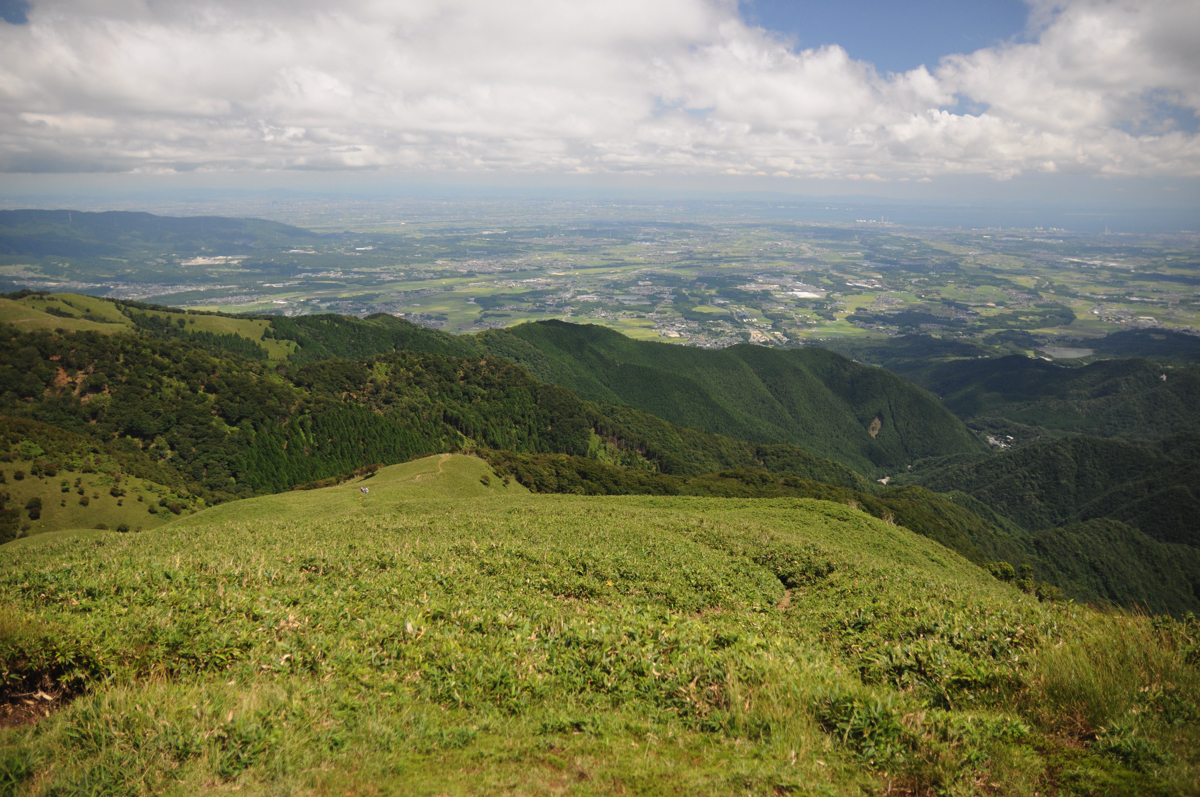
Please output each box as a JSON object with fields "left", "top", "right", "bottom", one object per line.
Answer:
{"left": 480, "top": 450, "right": 1023, "bottom": 566}
{"left": 0, "top": 295, "right": 129, "bottom": 335}
{"left": 2, "top": 456, "right": 1197, "bottom": 795}
{"left": 6, "top": 307, "right": 1199, "bottom": 615}
{"left": 0, "top": 292, "right": 297, "bottom": 360}
{"left": 0, "top": 466, "right": 177, "bottom": 540}
{"left": 0, "top": 416, "right": 207, "bottom": 545}
{"left": 480, "top": 450, "right": 1200, "bottom": 615}
{"left": 475, "top": 321, "right": 986, "bottom": 476}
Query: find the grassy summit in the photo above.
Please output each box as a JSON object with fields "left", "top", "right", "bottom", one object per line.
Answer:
{"left": 2, "top": 456, "right": 1197, "bottom": 795}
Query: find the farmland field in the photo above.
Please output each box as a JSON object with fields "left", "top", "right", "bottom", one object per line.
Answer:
{"left": 4, "top": 206, "right": 1197, "bottom": 351}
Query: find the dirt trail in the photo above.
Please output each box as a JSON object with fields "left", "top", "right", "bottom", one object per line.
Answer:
{"left": 776, "top": 589, "right": 792, "bottom": 611}
{"left": 414, "top": 453, "right": 451, "bottom": 482}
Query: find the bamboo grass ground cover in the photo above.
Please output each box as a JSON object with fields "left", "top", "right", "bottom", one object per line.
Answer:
{"left": 1, "top": 456, "right": 1197, "bottom": 795}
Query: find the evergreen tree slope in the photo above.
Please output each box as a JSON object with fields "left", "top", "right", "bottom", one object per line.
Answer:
{"left": 734, "top": 344, "right": 988, "bottom": 469}
{"left": 475, "top": 321, "right": 985, "bottom": 475}
{"left": 1025, "top": 519, "right": 1200, "bottom": 615}
{"left": 270, "top": 313, "right": 479, "bottom": 363}
{"left": 901, "top": 436, "right": 1200, "bottom": 546}
{"left": 917, "top": 355, "right": 1200, "bottom": 442}
{"left": 1090, "top": 328, "right": 1200, "bottom": 362}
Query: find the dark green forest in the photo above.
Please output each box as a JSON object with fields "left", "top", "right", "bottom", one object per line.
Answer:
{"left": 269, "top": 313, "right": 478, "bottom": 363}
{"left": 472, "top": 320, "right": 985, "bottom": 476}
{"left": 911, "top": 355, "right": 1200, "bottom": 442}
{"left": 899, "top": 435, "right": 1200, "bottom": 547}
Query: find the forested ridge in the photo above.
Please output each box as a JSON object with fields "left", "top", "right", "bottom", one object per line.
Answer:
{"left": 0, "top": 321, "right": 865, "bottom": 518}
{"left": 914, "top": 355, "right": 1200, "bottom": 443}
{"left": 899, "top": 435, "right": 1200, "bottom": 547}
{"left": 5, "top": 296, "right": 1200, "bottom": 614}
{"left": 0, "top": 209, "right": 316, "bottom": 258}
{"left": 269, "top": 312, "right": 479, "bottom": 363}
{"left": 471, "top": 321, "right": 987, "bottom": 476}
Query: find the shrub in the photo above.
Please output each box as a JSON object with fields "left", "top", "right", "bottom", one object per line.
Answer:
{"left": 79, "top": 496, "right": 89, "bottom": 507}
{"left": 987, "top": 561, "right": 1016, "bottom": 582}
{"left": 815, "top": 693, "right": 911, "bottom": 767}
{"left": 12, "top": 470, "right": 23, "bottom": 481}
{"left": 116, "top": 523, "right": 130, "bottom": 533}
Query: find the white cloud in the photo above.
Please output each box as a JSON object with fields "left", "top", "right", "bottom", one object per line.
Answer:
{"left": 0, "top": 0, "right": 1196, "bottom": 178}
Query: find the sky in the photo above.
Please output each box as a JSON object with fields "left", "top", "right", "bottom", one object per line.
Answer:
{"left": 741, "top": 1, "right": 1032, "bottom": 76}
{"left": 0, "top": 0, "right": 1198, "bottom": 216}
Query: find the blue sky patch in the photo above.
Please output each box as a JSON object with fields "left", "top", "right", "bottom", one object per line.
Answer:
{"left": 0, "top": 0, "right": 29, "bottom": 25}
{"left": 739, "top": 0, "right": 1029, "bottom": 73}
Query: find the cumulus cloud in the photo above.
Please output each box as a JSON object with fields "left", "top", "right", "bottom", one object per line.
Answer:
{"left": 0, "top": 0, "right": 1196, "bottom": 177}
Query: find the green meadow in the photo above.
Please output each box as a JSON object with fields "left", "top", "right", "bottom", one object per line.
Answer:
{"left": 0, "top": 293, "right": 295, "bottom": 361}
{"left": 2, "top": 456, "right": 1197, "bottom": 795}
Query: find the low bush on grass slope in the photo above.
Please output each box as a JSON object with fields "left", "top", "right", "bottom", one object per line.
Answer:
{"left": 0, "top": 460, "right": 1196, "bottom": 794}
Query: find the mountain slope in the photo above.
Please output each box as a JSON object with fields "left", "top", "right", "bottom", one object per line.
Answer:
{"left": 3, "top": 457, "right": 1196, "bottom": 794}
{"left": 1025, "top": 519, "right": 1200, "bottom": 614}
{"left": 475, "top": 321, "right": 986, "bottom": 475}
{"left": 916, "top": 355, "right": 1200, "bottom": 442}
{"left": 0, "top": 209, "right": 316, "bottom": 258}
{"left": 0, "top": 321, "right": 870, "bottom": 541}
{"left": 901, "top": 436, "right": 1200, "bottom": 547}
{"left": 270, "top": 312, "right": 479, "bottom": 363}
